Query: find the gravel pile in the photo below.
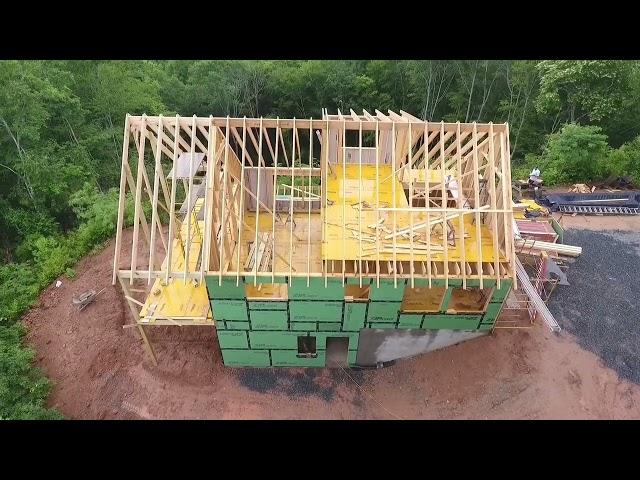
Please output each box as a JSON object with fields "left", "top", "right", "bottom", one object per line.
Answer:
{"left": 547, "top": 228, "right": 640, "bottom": 384}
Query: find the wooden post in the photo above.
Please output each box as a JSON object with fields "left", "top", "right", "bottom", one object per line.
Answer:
{"left": 118, "top": 274, "right": 157, "bottom": 366}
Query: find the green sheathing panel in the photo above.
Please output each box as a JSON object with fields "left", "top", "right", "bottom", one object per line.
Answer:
{"left": 369, "top": 322, "right": 398, "bottom": 329}
{"left": 289, "top": 277, "right": 344, "bottom": 300}
{"left": 411, "top": 278, "right": 446, "bottom": 287}
{"left": 490, "top": 279, "right": 513, "bottom": 303}
{"left": 423, "top": 314, "right": 482, "bottom": 330}
{"left": 211, "top": 299, "right": 248, "bottom": 321}
{"left": 250, "top": 309, "right": 288, "bottom": 330}
{"left": 348, "top": 350, "right": 357, "bottom": 366}
{"left": 439, "top": 287, "right": 454, "bottom": 313}
{"left": 344, "top": 303, "right": 367, "bottom": 331}
{"left": 398, "top": 314, "right": 424, "bottom": 328}
{"left": 482, "top": 303, "right": 504, "bottom": 324}
{"left": 346, "top": 277, "right": 372, "bottom": 285}
{"left": 205, "top": 276, "right": 246, "bottom": 299}
{"left": 248, "top": 301, "right": 287, "bottom": 310}
{"left": 463, "top": 279, "right": 497, "bottom": 288}
{"left": 290, "top": 322, "right": 317, "bottom": 331}
{"left": 244, "top": 275, "right": 288, "bottom": 284}
{"left": 289, "top": 301, "right": 343, "bottom": 322}
{"left": 318, "top": 322, "right": 342, "bottom": 331}
{"left": 217, "top": 330, "right": 249, "bottom": 349}
{"left": 222, "top": 349, "right": 271, "bottom": 367}
{"left": 271, "top": 350, "right": 326, "bottom": 367}
{"left": 478, "top": 323, "right": 495, "bottom": 331}
{"left": 368, "top": 302, "right": 401, "bottom": 322}
{"left": 249, "top": 331, "right": 299, "bottom": 350}
{"left": 369, "top": 279, "right": 405, "bottom": 301}
{"left": 226, "top": 321, "right": 250, "bottom": 330}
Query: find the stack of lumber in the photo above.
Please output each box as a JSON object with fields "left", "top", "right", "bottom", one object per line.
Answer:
{"left": 245, "top": 232, "right": 273, "bottom": 271}
{"left": 515, "top": 237, "right": 582, "bottom": 258}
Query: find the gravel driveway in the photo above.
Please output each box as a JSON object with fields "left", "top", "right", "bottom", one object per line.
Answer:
{"left": 548, "top": 228, "right": 640, "bottom": 384}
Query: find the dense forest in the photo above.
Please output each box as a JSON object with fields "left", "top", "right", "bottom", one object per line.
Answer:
{"left": 2, "top": 60, "right": 640, "bottom": 419}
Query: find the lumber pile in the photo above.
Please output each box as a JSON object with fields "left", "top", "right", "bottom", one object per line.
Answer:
{"left": 245, "top": 232, "right": 273, "bottom": 272}
{"left": 569, "top": 184, "right": 595, "bottom": 193}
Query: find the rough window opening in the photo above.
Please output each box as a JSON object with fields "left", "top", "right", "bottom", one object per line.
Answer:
{"left": 297, "top": 336, "right": 317, "bottom": 358}
{"left": 245, "top": 283, "right": 288, "bottom": 301}
{"left": 345, "top": 284, "right": 370, "bottom": 302}
{"left": 401, "top": 286, "right": 447, "bottom": 313}
{"left": 447, "top": 287, "right": 493, "bottom": 314}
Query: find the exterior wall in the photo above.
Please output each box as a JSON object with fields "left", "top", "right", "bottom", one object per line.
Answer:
{"left": 205, "top": 276, "right": 512, "bottom": 368}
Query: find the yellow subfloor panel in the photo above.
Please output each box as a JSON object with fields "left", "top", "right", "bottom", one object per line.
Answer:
{"left": 323, "top": 164, "right": 507, "bottom": 263}
{"left": 139, "top": 197, "right": 212, "bottom": 324}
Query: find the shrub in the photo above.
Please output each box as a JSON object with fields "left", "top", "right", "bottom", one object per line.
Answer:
{"left": 0, "top": 184, "right": 135, "bottom": 419}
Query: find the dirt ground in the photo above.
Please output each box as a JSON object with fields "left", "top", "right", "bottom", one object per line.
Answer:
{"left": 23, "top": 218, "right": 640, "bottom": 419}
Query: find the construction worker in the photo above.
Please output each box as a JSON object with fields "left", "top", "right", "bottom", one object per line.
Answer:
{"left": 529, "top": 167, "right": 543, "bottom": 199}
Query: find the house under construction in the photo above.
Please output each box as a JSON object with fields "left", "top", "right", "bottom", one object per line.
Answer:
{"left": 112, "top": 110, "right": 517, "bottom": 368}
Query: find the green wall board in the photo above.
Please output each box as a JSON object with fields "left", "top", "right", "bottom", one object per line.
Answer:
{"left": 248, "top": 301, "right": 287, "bottom": 310}
{"left": 249, "top": 331, "right": 299, "bottom": 350}
{"left": 343, "top": 303, "right": 367, "bottom": 331}
{"left": 423, "top": 314, "right": 482, "bottom": 330}
{"left": 271, "top": 350, "right": 326, "bottom": 367}
{"left": 369, "top": 322, "right": 398, "bottom": 329}
{"left": 226, "top": 321, "right": 250, "bottom": 330}
{"left": 221, "top": 349, "right": 271, "bottom": 367}
{"left": 217, "top": 330, "right": 249, "bottom": 349}
{"left": 318, "top": 322, "right": 342, "bottom": 331}
{"left": 348, "top": 350, "right": 357, "bottom": 366}
{"left": 289, "top": 301, "right": 343, "bottom": 321}
{"left": 244, "top": 275, "right": 288, "bottom": 284}
{"left": 289, "top": 277, "right": 344, "bottom": 300}
{"left": 483, "top": 303, "right": 504, "bottom": 323}
{"left": 290, "top": 322, "right": 317, "bottom": 331}
{"left": 250, "top": 309, "right": 288, "bottom": 330}
{"left": 398, "top": 313, "right": 424, "bottom": 328}
{"left": 490, "top": 279, "right": 513, "bottom": 302}
{"left": 369, "top": 279, "right": 405, "bottom": 301}
{"left": 205, "top": 276, "right": 246, "bottom": 299}
{"left": 211, "top": 300, "right": 248, "bottom": 321}
{"left": 367, "top": 302, "right": 400, "bottom": 322}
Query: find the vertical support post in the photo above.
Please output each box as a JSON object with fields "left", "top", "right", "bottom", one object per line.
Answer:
{"left": 165, "top": 115, "right": 180, "bottom": 285}
{"left": 424, "top": 121, "right": 432, "bottom": 287}
{"left": 358, "top": 119, "right": 363, "bottom": 287}
{"left": 391, "top": 122, "right": 398, "bottom": 287}
{"left": 113, "top": 114, "right": 130, "bottom": 285}
{"left": 440, "top": 121, "right": 448, "bottom": 288}
{"left": 149, "top": 115, "right": 163, "bottom": 283}
{"left": 130, "top": 114, "right": 148, "bottom": 285}
{"left": 236, "top": 117, "right": 247, "bottom": 286}
{"left": 375, "top": 120, "right": 380, "bottom": 288}
{"left": 253, "top": 118, "right": 264, "bottom": 285}
{"left": 272, "top": 119, "right": 280, "bottom": 285}
{"left": 118, "top": 274, "right": 158, "bottom": 366}
{"left": 472, "top": 123, "right": 483, "bottom": 289}
{"left": 219, "top": 116, "right": 230, "bottom": 286}
{"left": 289, "top": 119, "right": 296, "bottom": 286}
{"left": 488, "top": 122, "right": 501, "bottom": 290}
{"left": 307, "top": 118, "right": 313, "bottom": 286}
{"left": 456, "top": 122, "right": 467, "bottom": 289}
